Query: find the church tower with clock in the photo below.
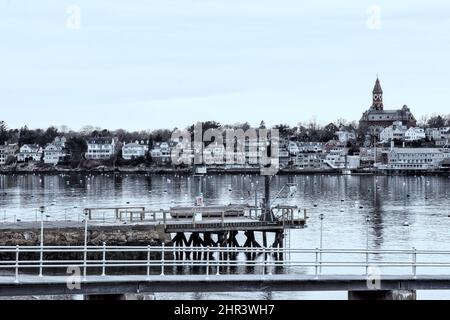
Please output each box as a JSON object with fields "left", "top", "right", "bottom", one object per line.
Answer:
{"left": 371, "top": 77, "right": 383, "bottom": 111}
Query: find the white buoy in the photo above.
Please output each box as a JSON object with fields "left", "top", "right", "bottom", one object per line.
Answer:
{"left": 403, "top": 221, "right": 409, "bottom": 226}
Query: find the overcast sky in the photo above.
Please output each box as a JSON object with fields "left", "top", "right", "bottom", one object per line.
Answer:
{"left": 1, "top": 0, "right": 450, "bottom": 131}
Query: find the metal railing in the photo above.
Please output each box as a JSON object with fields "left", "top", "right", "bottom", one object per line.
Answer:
{"left": 1, "top": 245, "right": 450, "bottom": 283}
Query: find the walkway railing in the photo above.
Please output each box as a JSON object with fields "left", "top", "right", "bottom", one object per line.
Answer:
{"left": 1, "top": 245, "right": 450, "bottom": 283}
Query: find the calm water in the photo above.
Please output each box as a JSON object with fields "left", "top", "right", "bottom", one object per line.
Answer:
{"left": 1, "top": 173, "right": 450, "bottom": 300}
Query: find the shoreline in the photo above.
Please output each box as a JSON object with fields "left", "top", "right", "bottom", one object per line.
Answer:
{"left": 0, "top": 165, "right": 449, "bottom": 176}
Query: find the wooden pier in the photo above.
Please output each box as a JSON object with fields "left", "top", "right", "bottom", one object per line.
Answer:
{"left": 82, "top": 204, "right": 307, "bottom": 249}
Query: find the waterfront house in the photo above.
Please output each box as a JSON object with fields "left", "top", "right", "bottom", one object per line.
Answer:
{"left": 122, "top": 141, "right": 149, "bottom": 160}
{"left": 85, "top": 137, "right": 117, "bottom": 160}
{"left": 292, "top": 153, "right": 324, "bottom": 169}
{"left": 43, "top": 137, "right": 67, "bottom": 165}
{"left": 17, "top": 144, "right": 43, "bottom": 162}
{"left": 43, "top": 144, "right": 65, "bottom": 165}
{"left": 150, "top": 142, "right": 172, "bottom": 165}
{"left": 0, "top": 143, "right": 18, "bottom": 165}
{"left": 321, "top": 145, "right": 360, "bottom": 169}
{"left": 385, "top": 148, "right": 447, "bottom": 170}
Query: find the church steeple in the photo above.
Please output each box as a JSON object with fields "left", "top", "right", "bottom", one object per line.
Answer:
{"left": 371, "top": 77, "right": 383, "bottom": 110}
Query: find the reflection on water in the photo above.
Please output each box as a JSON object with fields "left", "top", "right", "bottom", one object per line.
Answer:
{"left": 1, "top": 173, "right": 450, "bottom": 299}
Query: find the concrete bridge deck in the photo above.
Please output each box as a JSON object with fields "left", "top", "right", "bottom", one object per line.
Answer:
{"left": 1, "top": 274, "right": 450, "bottom": 297}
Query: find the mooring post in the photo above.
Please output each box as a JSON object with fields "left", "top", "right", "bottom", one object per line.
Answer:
{"left": 412, "top": 247, "right": 417, "bottom": 278}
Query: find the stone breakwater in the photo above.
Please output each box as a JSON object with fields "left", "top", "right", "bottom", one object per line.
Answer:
{"left": 0, "top": 222, "right": 170, "bottom": 261}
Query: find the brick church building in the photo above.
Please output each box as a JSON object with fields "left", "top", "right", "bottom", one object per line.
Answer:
{"left": 359, "top": 78, "right": 417, "bottom": 142}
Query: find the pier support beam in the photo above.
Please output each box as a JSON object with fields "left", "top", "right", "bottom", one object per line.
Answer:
{"left": 348, "top": 290, "right": 416, "bottom": 300}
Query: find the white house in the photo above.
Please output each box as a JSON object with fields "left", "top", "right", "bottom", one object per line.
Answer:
{"left": 404, "top": 127, "right": 426, "bottom": 141}
{"left": 43, "top": 137, "right": 67, "bottom": 165}
{"left": 379, "top": 121, "right": 407, "bottom": 142}
{"left": 85, "top": 138, "right": 117, "bottom": 160}
{"left": 0, "top": 143, "right": 18, "bottom": 165}
{"left": 43, "top": 144, "right": 65, "bottom": 165}
{"left": 17, "top": 144, "right": 43, "bottom": 162}
{"left": 122, "top": 141, "right": 148, "bottom": 160}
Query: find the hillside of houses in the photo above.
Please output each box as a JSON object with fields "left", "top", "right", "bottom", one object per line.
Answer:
{"left": 0, "top": 119, "right": 449, "bottom": 174}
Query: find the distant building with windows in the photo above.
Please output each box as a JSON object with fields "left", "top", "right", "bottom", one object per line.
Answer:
{"left": 404, "top": 127, "right": 426, "bottom": 142}
{"left": 150, "top": 142, "right": 172, "bottom": 165}
{"left": 43, "top": 137, "right": 67, "bottom": 165}
{"left": 425, "top": 127, "right": 450, "bottom": 146}
{"left": 17, "top": 144, "right": 43, "bottom": 162}
{"left": 122, "top": 141, "right": 148, "bottom": 160}
{"left": 86, "top": 138, "right": 117, "bottom": 160}
{"left": 359, "top": 78, "right": 417, "bottom": 142}
{"left": 383, "top": 148, "right": 448, "bottom": 170}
